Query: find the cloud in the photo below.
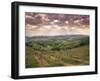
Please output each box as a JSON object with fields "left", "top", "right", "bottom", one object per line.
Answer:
{"left": 25, "top": 12, "right": 89, "bottom": 37}
{"left": 26, "top": 24, "right": 89, "bottom": 37}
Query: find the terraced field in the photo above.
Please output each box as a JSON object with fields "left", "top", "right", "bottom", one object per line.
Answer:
{"left": 25, "top": 36, "right": 89, "bottom": 68}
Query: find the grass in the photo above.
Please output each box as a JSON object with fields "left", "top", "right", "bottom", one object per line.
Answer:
{"left": 25, "top": 47, "right": 38, "bottom": 68}
{"left": 25, "top": 37, "right": 89, "bottom": 68}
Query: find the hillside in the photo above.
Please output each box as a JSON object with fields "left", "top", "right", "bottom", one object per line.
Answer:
{"left": 26, "top": 35, "right": 88, "bottom": 42}
{"left": 25, "top": 35, "right": 89, "bottom": 68}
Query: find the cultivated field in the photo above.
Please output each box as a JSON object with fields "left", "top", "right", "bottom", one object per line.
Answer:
{"left": 25, "top": 35, "right": 89, "bottom": 68}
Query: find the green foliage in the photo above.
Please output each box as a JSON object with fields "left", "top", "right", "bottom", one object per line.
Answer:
{"left": 26, "top": 37, "right": 89, "bottom": 51}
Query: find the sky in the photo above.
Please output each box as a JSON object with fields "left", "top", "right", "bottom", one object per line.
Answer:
{"left": 25, "top": 12, "right": 89, "bottom": 37}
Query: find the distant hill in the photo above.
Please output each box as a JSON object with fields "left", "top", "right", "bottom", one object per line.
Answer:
{"left": 25, "top": 35, "right": 89, "bottom": 42}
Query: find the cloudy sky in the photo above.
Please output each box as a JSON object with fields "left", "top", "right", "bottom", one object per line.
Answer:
{"left": 25, "top": 12, "right": 89, "bottom": 37}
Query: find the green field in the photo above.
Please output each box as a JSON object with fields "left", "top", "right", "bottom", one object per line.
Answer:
{"left": 25, "top": 37, "right": 89, "bottom": 68}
